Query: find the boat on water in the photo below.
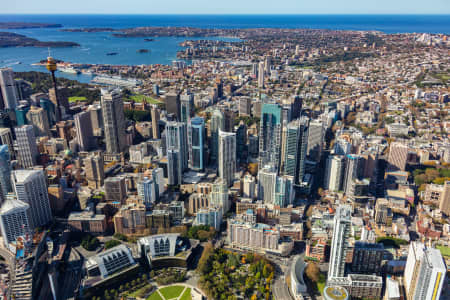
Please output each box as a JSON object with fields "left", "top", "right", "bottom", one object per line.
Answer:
{"left": 59, "top": 67, "right": 80, "bottom": 74}
{"left": 106, "top": 52, "right": 118, "bottom": 56}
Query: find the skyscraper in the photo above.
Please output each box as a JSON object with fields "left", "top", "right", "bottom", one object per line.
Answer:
{"left": 258, "top": 61, "right": 265, "bottom": 88}
{"left": 0, "top": 68, "right": 18, "bottom": 110}
{"left": 101, "top": 88, "right": 127, "bottom": 154}
{"left": 167, "top": 149, "right": 182, "bottom": 185}
{"left": 0, "top": 145, "right": 12, "bottom": 200}
{"left": 328, "top": 205, "right": 352, "bottom": 280}
{"left": 282, "top": 118, "right": 308, "bottom": 184}
{"left": 15, "top": 125, "right": 39, "bottom": 168}
{"left": 404, "top": 242, "right": 446, "bottom": 300}
{"left": 74, "top": 111, "right": 94, "bottom": 151}
{"left": 165, "top": 91, "right": 181, "bottom": 120}
{"left": 306, "top": 120, "right": 324, "bottom": 162}
{"left": 210, "top": 109, "right": 225, "bottom": 165}
{"left": 0, "top": 197, "right": 31, "bottom": 249}
{"left": 188, "top": 117, "right": 205, "bottom": 171}
{"left": 88, "top": 104, "right": 103, "bottom": 131}
{"left": 388, "top": 142, "right": 408, "bottom": 171}
{"left": 165, "top": 121, "right": 188, "bottom": 171}
{"left": 325, "top": 155, "right": 346, "bottom": 192}
{"left": 151, "top": 105, "right": 161, "bottom": 139}
{"left": 274, "top": 175, "right": 294, "bottom": 207}
{"left": 26, "top": 106, "right": 50, "bottom": 137}
{"left": 259, "top": 103, "right": 282, "bottom": 172}
{"left": 236, "top": 121, "right": 247, "bottom": 163}
{"left": 180, "top": 92, "right": 194, "bottom": 123}
{"left": 218, "top": 130, "right": 236, "bottom": 187}
{"left": 343, "top": 154, "right": 364, "bottom": 195}
{"left": 12, "top": 169, "right": 52, "bottom": 228}
{"left": 40, "top": 98, "right": 56, "bottom": 126}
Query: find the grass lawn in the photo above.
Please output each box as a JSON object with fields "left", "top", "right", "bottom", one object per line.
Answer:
{"left": 437, "top": 245, "right": 450, "bottom": 257}
{"left": 179, "top": 287, "right": 192, "bottom": 300}
{"left": 128, "top": 94, "right": 161, "bottom": 104}
{"left": 68, "top": 96, "right": 87, "bottom": 103}
{"left": 128, "top": 284, "right": 153, "bottom": 298}
{"left": 159, "top": 285, "right": 185, "bottom": 299}
{"left": 147, "top": 291, "right": 164, "bottom": 300}
{"left": 316, "top": 273, "right": 326, "bottom": 295}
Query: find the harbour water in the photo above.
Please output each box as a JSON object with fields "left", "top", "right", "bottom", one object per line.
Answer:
{"left": 0, "top": 14, "right": 449, "bottom": 83}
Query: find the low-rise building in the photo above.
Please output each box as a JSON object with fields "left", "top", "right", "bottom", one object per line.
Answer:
{"left": 68, "top": 210, "right": 107, "bottom": 235}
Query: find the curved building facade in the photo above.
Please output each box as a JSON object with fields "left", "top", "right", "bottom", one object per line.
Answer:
{"left": 290, "top": 255, "right": 307, "bottom": 297}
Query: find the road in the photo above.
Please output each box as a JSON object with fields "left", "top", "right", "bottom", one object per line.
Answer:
{"left": 60, "top": 248, "right": 84, "bottom": 300}
{"left": 273, "top": 261, "right": 294, "bottom": 300}
{"left": 0, "top": 245, "right": 16, "bottom": 300}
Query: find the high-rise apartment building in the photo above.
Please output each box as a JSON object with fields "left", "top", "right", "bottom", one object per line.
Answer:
{"left": 306, "top": 120, "right": 324, "bottom": 162}
{"left": 74, "top": 111, "right": 94, "bottom": 151}
{"left": 218, "top": 130, "right": 236, "bottom": 187}
{"left": 138, "top": 177, "right": 156, "bottom": 209}
{"left": 101, "top": 88, "right": 127, "bottom": 154}
{"left": 188, "top": 117, "right": 205, "bottom": 171}
{"left": 259, "top": 103, "right": 282, "bottom": 171}
{"left": 404, "top": 242, "right": 446, "bottom": 300}
{"left": 15, "top": 125, "right": 39, "bottom": 168}
{"left": 0, "top": 68, "right": 18, "bottom": 110}
{"left": 84, "top": 154, "right": 104, "bottom": 189}
{"left": 388, "top": 142, "right": 408, "bottom": 171}
{"left": 242, "top": 174, "right": 256, "bottom": 199}
{"left": 325, "top": 155, "right": 346, "bottom": 192}
{"left": 0, "top": 197, "right": 31, "bottom": 249}
{"left": 0, "top": 145, "right": 12, "bottom": 200}
{"left": 258, "top": 166, "right": 277, "bottom": 204}
{"left": 210, "top": 179, "right": 229, "bottom": 213}
{"left": 328, "top": 205, "right": 352, "bottom": 280}
{"left": 12, "top": 169, "right": 52, "bottom": 228}
{"left": 210, "top": 109, "right": 225, "bottom": 165}
{"left": 26, "top": 106, "right": 50, "bottom": 137}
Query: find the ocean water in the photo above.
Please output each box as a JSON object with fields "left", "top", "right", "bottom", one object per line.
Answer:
{"left": 0, "top": 14, "right": 449, "bottom": 82}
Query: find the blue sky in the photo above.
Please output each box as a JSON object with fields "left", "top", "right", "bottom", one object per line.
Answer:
{"left": 3, "top": 0, "right": 450, "bottom": 14}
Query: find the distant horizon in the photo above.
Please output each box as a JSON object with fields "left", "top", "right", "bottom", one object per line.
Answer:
{"left": 2, "top": 13, "right": 450, "bottom": 16}
{"left": 3, "top": 0, "right": 450, "bottom": 15}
